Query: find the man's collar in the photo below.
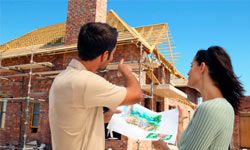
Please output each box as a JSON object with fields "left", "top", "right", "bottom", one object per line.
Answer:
{"left": 68, "top": 59, "right": 87, "bottom": 70}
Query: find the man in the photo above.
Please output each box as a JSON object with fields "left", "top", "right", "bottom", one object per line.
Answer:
{"left": 49, "top": 22, "right": 143, "bottom": 150}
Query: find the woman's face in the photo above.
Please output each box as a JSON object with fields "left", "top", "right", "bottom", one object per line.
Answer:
{"left": 187, "top": 60, "right": 201, "bottom": 89}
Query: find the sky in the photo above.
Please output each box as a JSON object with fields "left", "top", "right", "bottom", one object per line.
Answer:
{"left": 0, "top": 0, "right": 249, "bottom": 95}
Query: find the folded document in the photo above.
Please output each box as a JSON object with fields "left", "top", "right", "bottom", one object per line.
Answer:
{"left": 107, "top": 104, "right": 179, "bottom": 144}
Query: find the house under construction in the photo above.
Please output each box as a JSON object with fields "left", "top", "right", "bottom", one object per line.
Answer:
{"left": 0, "top": 0, "right": 201, "bottom": 149}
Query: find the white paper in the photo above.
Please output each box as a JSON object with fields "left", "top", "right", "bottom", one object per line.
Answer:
{"left": 107, "top": 104, "right": 179, "bottom": 144}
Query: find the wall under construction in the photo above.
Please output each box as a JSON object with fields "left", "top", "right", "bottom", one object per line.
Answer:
{"left": 0, "top": 40, "right": 198, "bottom": 150}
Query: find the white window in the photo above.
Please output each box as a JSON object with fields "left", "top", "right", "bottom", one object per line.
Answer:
{"left": 0, "top": 99, "right": 7, "bottom": 128}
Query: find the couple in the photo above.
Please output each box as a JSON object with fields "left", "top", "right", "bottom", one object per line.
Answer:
{"left": 49, "top": 22, "right": 244, "bottom": 150}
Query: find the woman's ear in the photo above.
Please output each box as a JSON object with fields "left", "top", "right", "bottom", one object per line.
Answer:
{"left": 200, "top": 62, "right": 206, "bottom": 73}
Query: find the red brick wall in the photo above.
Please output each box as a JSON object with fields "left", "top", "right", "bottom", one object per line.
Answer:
{"left": 154, "top": 65, "right": 168, "bottom": 84}
{"left": 103, "top": 44, "right": 142, "bottom": 150}
{"left": 65, "top": 0, "right": 107, "bottom": 45}
{"left": 134, "top": 94, "right": 165, "bottom": 112}
{"left": 95, "top": 0, "right": 107, "bottom": 22}
{"left": 159, "top": 65, "right": 171, "bottom": 84}
{"left": 113, "top": 44, "right": 141, "bottom": 62}
{"left": 0, "top": 54, "right": 62, "bottom": 147}
{"left": 177, "top": 87, "right": 199, "bottom": 104}
{"left": 164, "top": 67, "right": 171, "bottom": 84}
{"left": 104, "top": 44, "right": 143, "bottom": 85}
{"left": 231, "top": 96, "right": 250, "bottom": 150}
{"left": 0, "top": 102, "right": 21, "bottom": 145}
{"left": 0, "top": 43, "right": 197, "bottom": 149}
{"left": 0, "top": 43, "right": 142, "bottom": 148}
{"left": 105, "top": 137, "right": 128, "bottom": 150}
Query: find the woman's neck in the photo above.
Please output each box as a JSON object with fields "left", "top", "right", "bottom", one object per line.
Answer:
{"left": 200, "top": 84, "right": 224, "bottom": 101}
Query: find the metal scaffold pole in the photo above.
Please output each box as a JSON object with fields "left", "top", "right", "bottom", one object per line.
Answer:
{"left": 150, "top": 53, "right": 154, "bottom": 111}
{"left": 150, "top": 53, "right": 154, "bottom": 150}
{"left": 137, "top": 42, "right": 143, "bottom": 150}
{"left": 0, "top": 48, "right": 48, "bottom": 149}
{"left": 138, "top": 43, "right": 143, "bottom": 88}
{"left": 23, "top": 50, "right": 34, "bottom": 150}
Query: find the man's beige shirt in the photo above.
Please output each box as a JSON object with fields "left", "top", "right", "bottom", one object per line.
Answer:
{"left": 49, "top": 59, "right": 126, "bottom": 150}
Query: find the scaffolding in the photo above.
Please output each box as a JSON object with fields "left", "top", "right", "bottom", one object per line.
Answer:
{"left": 0, "top": 10, "right": 195, "bottom": 150}
{"left": 0, "top": 50, "right": 50, "bottom": 150}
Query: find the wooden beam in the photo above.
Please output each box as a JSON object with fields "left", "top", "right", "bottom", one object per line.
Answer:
{"left": 0, "top": 62, "right": 53, "bottom": 73}
{"left": 106, "top": 62, "right": 160, "bottom": 70}
{"left": 146, "top": 71, "right": 160, "bottom": 84}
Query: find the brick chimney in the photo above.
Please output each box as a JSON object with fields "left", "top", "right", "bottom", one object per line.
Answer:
{"left": 65, "top": 0, "right": 107, "bottom": 45}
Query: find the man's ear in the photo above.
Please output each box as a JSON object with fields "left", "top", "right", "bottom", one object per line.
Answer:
{"left": 101, "top": 51, "right": 109, "bottom": 62}
{"left": 200, "top": 62, "right": 206, "bottom": 73}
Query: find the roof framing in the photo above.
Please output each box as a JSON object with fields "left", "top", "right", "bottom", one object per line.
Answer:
{"left": 0, "top": 10, "right": 185, "bottom": 79}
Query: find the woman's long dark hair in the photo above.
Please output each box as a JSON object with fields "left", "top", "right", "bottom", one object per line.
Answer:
{"left": 195, "top": 46, "right": 244, "bottom": 114}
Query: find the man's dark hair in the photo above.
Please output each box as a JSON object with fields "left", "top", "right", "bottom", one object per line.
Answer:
{"left": 77, "top": 22, "right": 118, "bottom": 61}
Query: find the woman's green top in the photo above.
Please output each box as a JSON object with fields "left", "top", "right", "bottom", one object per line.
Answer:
{"left": 178, "top": 98, "right": 234, "bottom": 150}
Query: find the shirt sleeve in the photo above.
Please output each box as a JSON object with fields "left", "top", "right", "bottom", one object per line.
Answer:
{"left": 178, "top": 103, "right": 224, "bottom": 150}
{"left": 83, "top": 74, "right": 127, "bottom": 109}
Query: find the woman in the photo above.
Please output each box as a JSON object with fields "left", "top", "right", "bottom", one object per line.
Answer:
{"left": 154, "top": 46, "right": 244, "bottom": 150}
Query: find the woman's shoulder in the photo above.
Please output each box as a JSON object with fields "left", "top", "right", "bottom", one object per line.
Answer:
{"left": 197, "top": 98, "right": 234, "bottom": 117}
{"left": 201, "top": 97, "right": 232, "bottom": 108}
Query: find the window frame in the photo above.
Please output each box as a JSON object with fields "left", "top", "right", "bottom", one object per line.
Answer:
{"left": 30, "top": 102, "right": 40, "bottom": 129}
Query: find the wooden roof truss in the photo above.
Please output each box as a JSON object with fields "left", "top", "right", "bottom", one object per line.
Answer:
{"left": 107, "top": 10, "right": 154, "bottom": 53}
{"left": 136, "top": 24, "right": 176, "bottom": 66}
{"left": 0, "top": 62, "right": 53, "bottom": 73}
{"left": 0, "top": 10, "right": 185, "bottom": 80}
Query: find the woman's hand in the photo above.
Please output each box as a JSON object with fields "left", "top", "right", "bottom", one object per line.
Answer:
{"left": 177, "top": 106, "right": 187, "bottom": 142}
